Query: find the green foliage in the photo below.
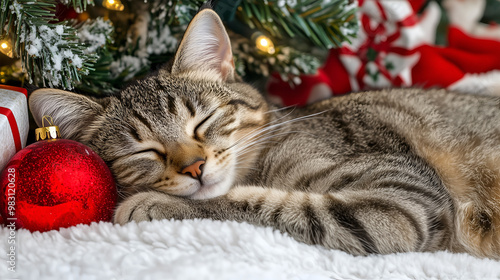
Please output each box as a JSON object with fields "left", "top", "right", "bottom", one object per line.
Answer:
{"left": 74, "top": 18, "right": 117, "bottom": 95}
{"left": 231, "top": 32, "right": 321, "bottom": 81}
{"left": 237, "top": 0, "right": 358, "bottom": 49}
{"left": 0, "top": 0, "right": 97, "bottom": 89}
{"left": 163, "top": 0, "right": 205, "bottom": 25}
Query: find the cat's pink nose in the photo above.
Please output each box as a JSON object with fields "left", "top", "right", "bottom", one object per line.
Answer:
{"left": 181, "top": 160, "right": 205, "bottom": 179}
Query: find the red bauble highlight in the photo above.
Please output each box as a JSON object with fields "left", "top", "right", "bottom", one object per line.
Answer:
{"left": 0, "top": 139, "right": 117, "bottom": 232}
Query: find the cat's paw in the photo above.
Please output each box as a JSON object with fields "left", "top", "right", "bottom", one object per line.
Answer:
{"left": 113, "top": 191, "right": 195, "bottom": 225}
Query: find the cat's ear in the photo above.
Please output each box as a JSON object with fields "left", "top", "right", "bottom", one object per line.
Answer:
{"left": 171, "top": 9, "right": 236, "bottom": 82}
{"left": 29, "top": 89, "right": 107, "bottom": 140}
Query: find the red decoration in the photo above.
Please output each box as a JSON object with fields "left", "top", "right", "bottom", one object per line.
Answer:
{"left": 54, "top": 4, "right": 78, "bottom": 22}
{"left": 0, "top": 139, "right": 117, "bottom": 232}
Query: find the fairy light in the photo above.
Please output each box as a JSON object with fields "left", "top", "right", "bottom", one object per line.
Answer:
{"left": 78, "top": 11, "right": 90, "bottom": 21}
{"left": 103, "top": 0, "right": 124, "bottom": 11}
{"left": 0, "top": 39, "right": 13, "bottom": 58}
{"left": 254, "top": 34, "right": 275, "bottom": 55}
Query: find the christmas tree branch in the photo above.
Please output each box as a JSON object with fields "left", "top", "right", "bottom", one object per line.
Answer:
{"left": 163, "top": 0, "right": 205, "bottom": 25}
{"left": 238, "top": 0, "right": 358, "bottom": 48}
{"left": 230, "top": 31, "right": 321, "bottom": 81}
{"left": 1, "top": 0, "right": 98, "bottom": 89}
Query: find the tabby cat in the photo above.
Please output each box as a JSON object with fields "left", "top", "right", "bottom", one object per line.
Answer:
{"left": 29, "top": 8, "right": 500, "bottom": 259}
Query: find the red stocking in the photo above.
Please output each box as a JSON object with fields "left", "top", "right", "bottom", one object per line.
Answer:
{"left": 412, "top": 45, "right": 465, "bottom": 88}
{"left": 448, "top": 26, "right": 500, "bottom": 54}
{"left": 412, "top": 27, "right": 500, "bottom": 88}
{"left": 434, "top": 47, "right": 500, "bottom": 74}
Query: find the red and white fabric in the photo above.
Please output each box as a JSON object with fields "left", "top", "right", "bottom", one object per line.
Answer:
{"left": 340, "top": 0, "right": 426, "bottom": 91}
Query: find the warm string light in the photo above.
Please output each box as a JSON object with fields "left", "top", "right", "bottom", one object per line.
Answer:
{"left": 78, "top": 11, "right": 90, "bottom": 21}
{"left": 0, "top": 70, "right": 6, "bottom": 84}
{"left": 0, "top": 38, "right": 14, "bottom": 58}
{"left": 103, "top": 0, "right": 124, "bottom": 11}
{"left": 254, "top": 34, "right": 275, "bottom": 55}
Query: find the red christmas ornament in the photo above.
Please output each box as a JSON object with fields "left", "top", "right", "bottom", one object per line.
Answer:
{"left": 0, "top": 119, "right": 117, "bottom": 232}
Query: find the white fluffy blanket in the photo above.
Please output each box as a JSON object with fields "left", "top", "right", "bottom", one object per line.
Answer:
{"left": 1, "top": 219, "right": 499, "bottom": 280}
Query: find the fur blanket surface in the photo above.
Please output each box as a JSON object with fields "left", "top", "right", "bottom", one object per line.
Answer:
{"left": 1, "top": 219, "right": 499, "bottom": 280}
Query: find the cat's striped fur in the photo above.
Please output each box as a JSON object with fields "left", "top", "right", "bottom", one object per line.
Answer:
{"left": 29, "top": 9, "right": 500, "bottom": 259}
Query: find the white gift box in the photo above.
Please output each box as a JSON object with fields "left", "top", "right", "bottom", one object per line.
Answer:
{"left": 0, "top": 85, "right": 29, "bottom": 171}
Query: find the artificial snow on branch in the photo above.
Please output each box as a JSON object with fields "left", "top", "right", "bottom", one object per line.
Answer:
{"left": 0, "top": 0, "right": 100, "bottom": 89}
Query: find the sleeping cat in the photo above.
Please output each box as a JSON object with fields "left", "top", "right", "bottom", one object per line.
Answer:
{"left": 29, "top": 8, "right": 500, "bottom": 259}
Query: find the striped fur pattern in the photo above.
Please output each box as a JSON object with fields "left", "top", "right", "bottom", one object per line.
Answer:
{"left": 29, "top": 9, "right": 500, "bottom": 259}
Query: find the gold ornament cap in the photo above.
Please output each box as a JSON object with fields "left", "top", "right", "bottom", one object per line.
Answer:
{"left": 35, "top": 116, "right": 61, "bottom": 141}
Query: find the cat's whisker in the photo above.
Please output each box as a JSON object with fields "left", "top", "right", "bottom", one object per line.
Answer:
{"left": 233, "top": 166, "right": 261, "bottom": 172}
{"left": 115, "top": 185, "right": 133, "bottom": 200}
{"left": 263, "top": 105, "right": 296, "bottom": 114}
{"left": 233, "top": 134, "right": 302, "bottom": 159}
{"left": 226, "top": 112, "right": 295, "bottom": 150}
{"left": 262, "top": 110, "right": 326, "bottom": 132}
{"left": 234, "top": 143, "right": 274, "bottom": 159}
{"left": 234, "top": 141, "right": 279, "bottom": 157}
{"left": 116, "top": 190, "right": 128, "bottom": 200}
{"left": 234, "top": 130, "right": 316, "bottom": 154}
{"left": 235, "top": 132, "right": 296, "bottom": 150}
{"left": 228, "top": 111, "right": 325, "bottom": 151}
{"left": 233, "top": 140, "right": 285, "bottom": 160}
{"left": 233, "top": 134, "right": 280, "bottom": 151}
{"left": 232, "top": 128, "right": 287, "bottom": 151}
{"left": 226, "top": 107, "right": 306, "bottom": 148}
{"left": 234, "top": 129, "right": 325, "bottom": 160}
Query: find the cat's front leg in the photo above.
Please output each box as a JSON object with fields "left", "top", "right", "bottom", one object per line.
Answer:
{"left": 114, "top": 191, "right": 211, "bottom": 225}
{"left": 114, "top": 186, "right": 266, "bottom": 225}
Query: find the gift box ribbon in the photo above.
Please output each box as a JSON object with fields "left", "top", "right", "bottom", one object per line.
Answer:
{"left": 0, "top": 107, "right": 22, "bottom": 152}
{"left": 0, "top": 85, "right": 27, "bottom": 153}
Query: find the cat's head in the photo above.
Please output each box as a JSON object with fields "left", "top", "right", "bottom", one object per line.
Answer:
{"left": 29, "top": 9, "right": 270, "bottom": 199}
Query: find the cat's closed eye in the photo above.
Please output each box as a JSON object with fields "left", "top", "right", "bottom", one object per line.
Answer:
{"left": 194, "top": 112, "right": 215, "bottom": 140}
{"left": 134, "top": 148, "right": 165, "bottom": 159}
